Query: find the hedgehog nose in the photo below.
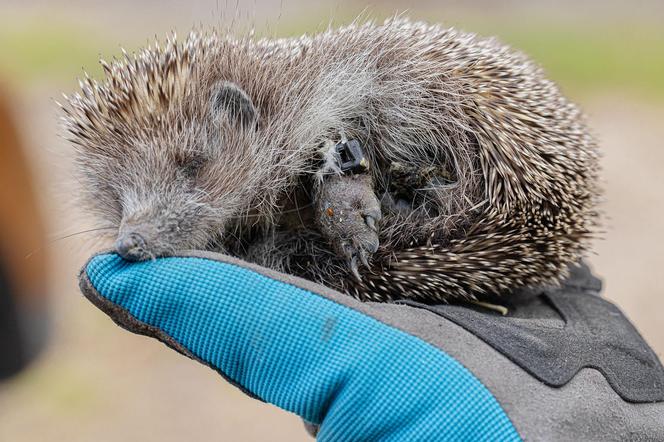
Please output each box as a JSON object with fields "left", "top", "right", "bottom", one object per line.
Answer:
{"left": 115, "top": 232, "right": 147, "bottom": 261}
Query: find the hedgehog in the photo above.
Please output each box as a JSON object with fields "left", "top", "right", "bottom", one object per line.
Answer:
{"left": 61, "top": 18, "right": 601, "bottom": 302}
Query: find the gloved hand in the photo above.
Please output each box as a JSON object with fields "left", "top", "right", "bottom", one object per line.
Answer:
{"left": 79, "top": 251, "right": 664, "bottom": 441}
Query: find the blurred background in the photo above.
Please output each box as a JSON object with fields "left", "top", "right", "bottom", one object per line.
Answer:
{"left": 0, "top": 0, "right": 662, "bottom": 440}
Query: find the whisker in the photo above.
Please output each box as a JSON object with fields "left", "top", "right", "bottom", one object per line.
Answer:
{"left": 48, "top": 226, "right": 117, "bottom": 242}
{"left": 25, "top": 226, "right": 117, "bottom": 259}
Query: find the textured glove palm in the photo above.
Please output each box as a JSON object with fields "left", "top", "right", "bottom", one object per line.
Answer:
{"left": 79, "top": 251, "right": 664, "bottom": 441}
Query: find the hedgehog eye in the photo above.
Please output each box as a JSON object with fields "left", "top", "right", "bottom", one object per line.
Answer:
{"left": 174, "top": 152, "right": 207, "bottom": 178}
{"left": 210, "top": 81, "right": 257, "bottom": 130}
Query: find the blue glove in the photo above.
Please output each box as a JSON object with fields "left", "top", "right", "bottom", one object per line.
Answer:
{"left": 79, "top": 251, "right": 664, "bottom": 441}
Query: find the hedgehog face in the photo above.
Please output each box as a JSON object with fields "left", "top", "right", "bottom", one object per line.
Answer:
{"left": 110, "top": 142, "right": 223, "bottom": 261}
{"left": 111, "top": 81, "right": 260, "bottom": 261}
{"left": 66, "top": 70, "right": 262, "bottom": 260}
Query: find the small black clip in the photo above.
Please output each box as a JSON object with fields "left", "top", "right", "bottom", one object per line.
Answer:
{"left": 334, "top": 139, "right": 368, "bottom": 174}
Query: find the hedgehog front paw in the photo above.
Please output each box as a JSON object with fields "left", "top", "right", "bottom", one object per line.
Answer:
{"left": 316, "top": 174, "right": 381, "bottom": 282}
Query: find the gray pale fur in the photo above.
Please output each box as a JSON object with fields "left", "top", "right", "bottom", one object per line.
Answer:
{"left": 61, "top": 18, "right": 601, "bottom": 302}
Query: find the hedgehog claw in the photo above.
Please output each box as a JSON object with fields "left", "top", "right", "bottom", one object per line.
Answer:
{"left": 341, "top": 239, "right": 377, "bottom": 282}
{"left": 359, "top": 247, "right": 370, "bottom": 268}
{"left": 341, "top": 239, "right": 375, "bottom": 282}
{"left": 363, "top": 208, "right": 381, "bottom": 233}
{"left": 349, "top": 255, "right": 362, "bottom": 282}
{"left": 341, "top": 242, "right": 354, "bottom": 260}
{"left": 365, "top": 215, "right": 377, "bottom": 232}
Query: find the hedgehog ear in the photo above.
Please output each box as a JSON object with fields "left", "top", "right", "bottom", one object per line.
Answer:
{"left": 211, "top": 81, "right": 257, "bottom": 130}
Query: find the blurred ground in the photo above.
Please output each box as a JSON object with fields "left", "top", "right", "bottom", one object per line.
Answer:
{"left": 0, "top": 1, "right": 662, "bottom": 441}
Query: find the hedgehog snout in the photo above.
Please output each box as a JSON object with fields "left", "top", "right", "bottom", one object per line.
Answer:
{"left": 115, "top": 231, "right": 149, "bottom": 261}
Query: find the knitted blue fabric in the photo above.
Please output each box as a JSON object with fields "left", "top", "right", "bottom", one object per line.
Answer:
{"left": 86, "top": 253, "right": 521, "bottom": 441}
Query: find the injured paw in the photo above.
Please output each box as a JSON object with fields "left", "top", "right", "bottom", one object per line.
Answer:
{"left": 316, "top": 174, "right": 381, "bottom": 282}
